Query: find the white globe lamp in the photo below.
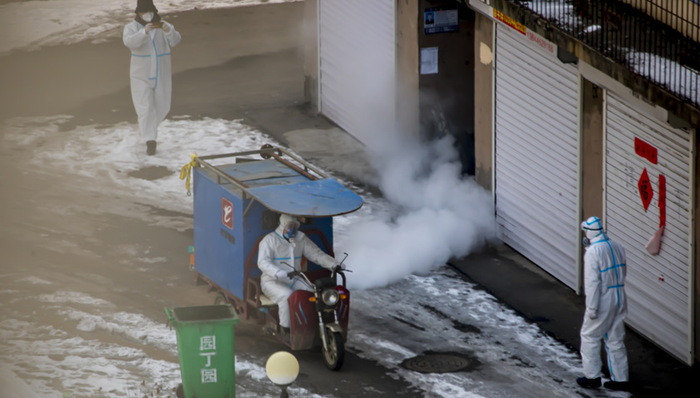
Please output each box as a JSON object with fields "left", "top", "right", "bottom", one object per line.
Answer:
{"left": 266, "top": 351, "right": 300, "bottom": 397}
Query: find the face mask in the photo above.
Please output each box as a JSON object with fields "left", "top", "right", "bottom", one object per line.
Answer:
{"left": 283, "top": 227, "right": 297, "bottom": 240}
{"left": 141, "top": 12, "right": 154, "bottom": 22}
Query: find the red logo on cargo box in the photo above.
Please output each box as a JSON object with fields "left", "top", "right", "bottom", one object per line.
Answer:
{"left": 222, "top": 198, "right": 233, "bottom": 229}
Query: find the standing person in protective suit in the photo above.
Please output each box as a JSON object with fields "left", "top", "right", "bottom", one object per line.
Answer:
{"left": 577, "top": 216, "right": 630, "bottom": 391}
{"left": 258, "top": 214, "right": 343, "bottom": 338}
{"left": 123, "top": 0, "right": 181, "bottom": 156}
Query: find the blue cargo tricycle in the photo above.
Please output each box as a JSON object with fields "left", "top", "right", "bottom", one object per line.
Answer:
{"left": 181, "top": 145, "right": 362, "bottom": 370}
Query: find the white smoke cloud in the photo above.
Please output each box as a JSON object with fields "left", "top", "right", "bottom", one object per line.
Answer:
{"left": 341, "top": 127, "right": 496, "bottom": 290}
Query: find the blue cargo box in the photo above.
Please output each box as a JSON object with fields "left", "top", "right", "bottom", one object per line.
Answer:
{"left": 190, "top": 148, "right": 362, "bottom": 300}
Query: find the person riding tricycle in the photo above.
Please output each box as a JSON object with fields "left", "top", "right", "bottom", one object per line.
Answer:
{"left": 257, "top": 213, "right": 350, "bottom": 370}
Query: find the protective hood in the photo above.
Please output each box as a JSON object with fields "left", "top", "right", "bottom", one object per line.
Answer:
{"left": 135, "top": 0, "right": 158, "bottom": 13}
{"left": 277, "top": 214, "right": 301, "bottom": 239}
{"left": 279, "top": 214, "right": 298, "bottom": 228}
{"left": 581, "top": 216, "right": 606, "bottom": 243}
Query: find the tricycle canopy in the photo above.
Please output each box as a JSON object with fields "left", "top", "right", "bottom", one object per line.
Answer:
{"left": 189, "top": 145, "right": 363, "bottom": 217}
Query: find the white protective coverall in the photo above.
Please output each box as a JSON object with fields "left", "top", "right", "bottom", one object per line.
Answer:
{"left": 258, "top": 216, "right": 337, "bottom": 328}
{"left": 580, "top": 217, "right": 629, "bottom": 382}
{"left": 123, "top": 20, "right": 181, "bottom": 142}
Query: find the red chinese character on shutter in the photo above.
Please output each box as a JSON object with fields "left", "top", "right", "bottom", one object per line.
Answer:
{"left": 658, "top": 174, "right": 666, "bottom": 227}
{"left": 634, "top": 137, "right": 658, "bottom": 164}
{"left": 638, "top": 168, "right": 653, "bottom": 211}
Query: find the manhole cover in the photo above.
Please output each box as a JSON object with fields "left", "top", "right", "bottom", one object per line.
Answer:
{"left": 401, "top": 353, "right": 472, "bottom": 373}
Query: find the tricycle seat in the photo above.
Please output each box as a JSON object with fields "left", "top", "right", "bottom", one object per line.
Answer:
{"left": 258, "top": 292, "right": 275, "bottom": 307}
{"left": 246, "top": 277, "right": 276, "bottom": 319}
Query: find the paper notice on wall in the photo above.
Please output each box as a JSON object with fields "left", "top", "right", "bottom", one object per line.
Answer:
{"left": 420, "top": 47, "right": 438, "bottom": 75}
{"left": 424, "top": 8, "right": 458, "bottom": 34}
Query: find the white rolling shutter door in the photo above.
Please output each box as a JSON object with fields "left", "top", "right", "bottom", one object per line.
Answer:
{"left": 318, "top": 0, "right": 396, "bottom": 145}
{"left": 494, "top": 24, "right": 580, "bottom": 289}
{"left": 605, "top": 92, "right": 694, "bottom": 364}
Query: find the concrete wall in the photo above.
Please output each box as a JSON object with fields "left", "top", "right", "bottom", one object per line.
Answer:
{"left": 580, "top": 79, "right": 604, "bottom": 221}
{"left": 579, "top": 78, "right": 605, "bottom": 292}
{"left": 695, "top": 129, "right": 700, "bottom": 362}
{"left": 302, "top": 0, "right": 318, "bottom": 109}
{"left": 396, "top": 0, "right": 420, "bottom": 139}
{"left": 473, "top": 12, "right": 493, "bottom": 191}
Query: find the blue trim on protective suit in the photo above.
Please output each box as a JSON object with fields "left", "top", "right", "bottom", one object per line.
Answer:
{"left": 603, "top": 332, "right": 620, "bottom": 381}
{"left": 130, "top": 35, "right": 171, "bottom": 88}
{"left": 591, "top": 239, "right": 626, "bottom": 306}
{"left": 272, "top": 232, "right": 302, "bottom": 262}
{"left": 151, "top": 39, "right": 159, "bottom": 89}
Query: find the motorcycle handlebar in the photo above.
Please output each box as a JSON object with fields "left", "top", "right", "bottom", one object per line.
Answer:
{"left": 280, "top": 261, "right": 349, "bottom": 288}
{"left": 295, "top": 271, "right": 314, "bottom": 288}
{"left": 333, "top": 269, "right": 347, "bottom": 287}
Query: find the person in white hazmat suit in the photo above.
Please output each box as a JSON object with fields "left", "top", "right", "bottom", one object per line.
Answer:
{"left": 258, "top": 214, "right": 342, "bottom": 337}
{"left": 123, "top": 0, "right": 181, "bottom": 156}
{"left": 577, "top": 216, "right": 630, "bottom": 391}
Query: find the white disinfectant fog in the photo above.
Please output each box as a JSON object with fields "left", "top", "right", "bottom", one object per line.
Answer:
{"left": 340, "top": 129, "right": 496, "bottom": 290}
{"left": 331, "top": 82, "right": 496, "bottom": 290}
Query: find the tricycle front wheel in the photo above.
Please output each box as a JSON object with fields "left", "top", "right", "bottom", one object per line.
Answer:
{"left": 322, "top": 329, "right": 344, "bottom": 371}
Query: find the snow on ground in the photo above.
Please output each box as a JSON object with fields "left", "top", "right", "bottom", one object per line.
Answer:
{"left": 0, "top": 269, "right": 324, "bottom": 397}
{"left": 350, "top": 270, "right": 584, "bottom": 398}
{"left": 2, "top": 115, "right": 273, "bottom": 230}
{"left": 0, "top": 0, "right": 301, "bottom": 55}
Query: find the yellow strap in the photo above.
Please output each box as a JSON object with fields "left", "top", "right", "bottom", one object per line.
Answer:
{"left": 179, "top": 153, "right": 198, "bottom": 196}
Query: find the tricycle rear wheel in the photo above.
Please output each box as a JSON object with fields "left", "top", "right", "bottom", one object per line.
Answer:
{"left": 213, "top": 292, "right": 227, "bottom": 305}
{"left": 175, "top": 383, "right": 184, "bottom": 398}
{"left": 322, "top": 329, "right": 344, "bottom": 371}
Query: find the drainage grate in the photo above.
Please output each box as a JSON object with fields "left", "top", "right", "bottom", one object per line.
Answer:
{"left": 401, "top": 352, "right": 474, "bottom": 374}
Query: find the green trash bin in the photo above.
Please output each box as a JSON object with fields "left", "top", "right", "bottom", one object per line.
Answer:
{"left": 165, "top": 304, "right": 239, "bottom": 398}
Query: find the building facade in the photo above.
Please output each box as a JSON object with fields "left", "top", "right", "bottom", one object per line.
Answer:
{"left": 304, "top": 0, "right": 700, "bottom": 365}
